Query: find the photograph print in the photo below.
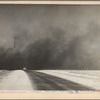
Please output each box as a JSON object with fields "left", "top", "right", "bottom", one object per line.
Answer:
{"left": 0, "top": 4, "right": 100, "bottom": 91}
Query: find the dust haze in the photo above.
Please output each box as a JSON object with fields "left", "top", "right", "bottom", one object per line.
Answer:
{"left": 0, "top": 5, "right": 100, "bottom": 70}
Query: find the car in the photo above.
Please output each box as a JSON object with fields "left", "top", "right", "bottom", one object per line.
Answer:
{"left": 23, "top": 67, "right": 27, "bottom": 70}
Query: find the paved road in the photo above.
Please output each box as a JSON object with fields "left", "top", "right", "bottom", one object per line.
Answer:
{"left": 26, "top": 70, "right": 94, "bottom": 90}
{"left": 0, "top": 70, "right": 95, "bottom": 90}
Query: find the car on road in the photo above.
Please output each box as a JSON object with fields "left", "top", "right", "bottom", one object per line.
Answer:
{"left": 23, "top": 67, "right": 27, "bottom": 71}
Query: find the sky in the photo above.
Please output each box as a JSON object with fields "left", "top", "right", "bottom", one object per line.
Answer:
{"left": 0, "top": 5, "right": 100, "bottom": 69}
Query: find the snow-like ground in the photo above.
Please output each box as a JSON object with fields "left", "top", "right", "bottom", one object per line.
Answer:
{"left": 37, "top": 70, "right": 100, "bottom": 90}
{"left": 0, "top": 70, "right": 34, "bottom": 90}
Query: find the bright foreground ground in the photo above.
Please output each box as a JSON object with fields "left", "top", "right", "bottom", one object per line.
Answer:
{"left": 0, "top": 70, "right": 99, "bottom": 90}
{"left": 0, "top": 70, "right": 34, "bottom": 90}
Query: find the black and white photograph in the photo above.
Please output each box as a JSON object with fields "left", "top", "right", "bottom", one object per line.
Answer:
{"left": 0, "top": 4, "right": 100, "bottom": 91}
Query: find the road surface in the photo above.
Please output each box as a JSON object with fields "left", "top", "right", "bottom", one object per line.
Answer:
{"left": 0, "top": 70, "right": 94, "bottom": 90}
{"left": 27, "top": 70, "right": 94, "bottom": 90}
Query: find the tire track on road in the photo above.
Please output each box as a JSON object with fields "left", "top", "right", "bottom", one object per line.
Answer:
{"left": 26, "top": 70, "right": 94, "bottom": 90}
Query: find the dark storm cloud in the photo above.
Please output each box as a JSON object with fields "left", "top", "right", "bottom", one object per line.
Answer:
{"left": 0, "top": 5, "right": 100, "bottom": 69}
